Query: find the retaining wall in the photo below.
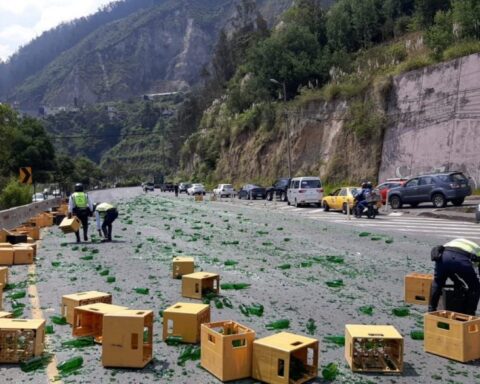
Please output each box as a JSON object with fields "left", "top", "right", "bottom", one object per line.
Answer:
{"left": 0, "top": 198, "right": 62, "bottom": 230}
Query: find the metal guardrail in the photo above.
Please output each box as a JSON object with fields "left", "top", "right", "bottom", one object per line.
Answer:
{"left": 0, "top": 198, "right": 62, "bottom": 230}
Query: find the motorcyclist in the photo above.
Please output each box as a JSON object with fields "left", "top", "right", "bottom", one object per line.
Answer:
{"left": 355, "top": 182, "right": 373, "bottom": 214}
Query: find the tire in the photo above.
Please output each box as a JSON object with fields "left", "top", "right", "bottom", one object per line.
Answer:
{"left": 452, "top": 198, "right": 465, "bottom": 206}
{"left": 238, "top": 194, "right": 242, "bottom": 200}
{"left": 282, "top": 192, "right": 288, "bottom": 202}
{"left": 390, "top": 195, "right": 402, "bottom": 209}
{"left": 248, "top": 193, "right": 251, "bottom": 200}
{"left": 287, "top": 200, "right": 291, "bottom": 206}
{"left": 323, "top": 202, "right": 330, "bottom": 212}
{"left": 294, "top": 199, "right": 299, "bottom": 208}
{"left": 315, "top": 203, "right": 321, "bottom": 208}
{"left": 203, "top": 192, "right": 206, "bottom": 196}
{"left": 432, "top": 193, "right": 446, "bottom": 208}
{"left": 267, "top": 192, "right": 273, "bottom": 201}
{"left": 342, "top": 203, "right": 348, "bottom": 215}
{"left": 367, "top": 206, "right": 376, "bottom": 219}
{"left": 410, "top": 203, "right": 419, "bottom": 208}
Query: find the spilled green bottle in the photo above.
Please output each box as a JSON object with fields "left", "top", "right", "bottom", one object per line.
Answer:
{"left": 248, "top": 304, "right": 264, "bottom": 317}
{"left": 45, "top": 325, "right": 54, "bottom": 335}
{"left": 326, "top": 280, "right": 344, "bottom": 288}
{"left": 62, "top": 337, "right": 95, "bottom": 348}
{"left": 392, "top": 307, "right": 410, "bottom": 317}
{"left": 222, "top": 297, "right": 233, "bottom": 308}
{"left": 410, "top": 330, "right": 424, "bottom": 340}
{"left": 324, "top": 335, "right": 345, "bottom": 346}
{"left": 11, "top": 300, "right": 25, "bottom": 309}
{"left": 177, "top": 345, "right": 200, "bottom": 366}
{"left": 239, "top": 304, "right": 249, "bottom": 317}
{"left": 20, "top": 354, "right": 52, "bottom": 372}
{"left": 214, "top": 298, "right": 223, "bottom": 309}
{"left": 306, "top": 318, "right": 317, "bottom": 335}
{"left": 51, "top": 261, "right": 61, "bottom": 267}
{"left": 8, "top": 290, "right": 26, "bottom": 300}
{"left": 266, "top": 319, "right": 290, "bottom": 330}
{"left": 322, "top": 363, "right": 338, "bottom": 380}
{"left": 134, "top": 288, "right": 149, "bottom": 295}
{"left": 50, "top": 315, "right": 68, "bottom": 325}
{"left": 12, "top": 307, "right": 24, "bottom": 318}
{"left": 99, "top": 269, "right": 109, "bottom": 276}
{"left": 358, "top": 306, "right": 374, "bottom": 316}
{"left": 57, "top": 356, "right": 83, "bottom": 374}
{"left": 165, "top": 336, "right": 183, "bottom": 346}
{"left": 106, "top": 276, "right": 116, "bottom": 283}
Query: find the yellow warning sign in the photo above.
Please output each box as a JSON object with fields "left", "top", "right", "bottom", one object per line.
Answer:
{"left": 19, "top": 167, "right": 32, "bottom": 184}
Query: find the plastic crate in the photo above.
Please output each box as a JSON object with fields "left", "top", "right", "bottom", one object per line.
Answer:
{"left": 424, "top": 311, "right": 480, "bottom": 362}
{"left": 0, "top": 319, "right": 45, "bottom": 363}
{"left": 404, "top": 273, "right": 433, "bottom": 305}
{"left": 102, "top": 310, "right": 154, "bottom": 368}
{"left": 201, "top": 321, "right": 256, "bottom": 382}
{"left": 345, "top": 325, "right": 403, "bottom": 374}
{"left": 252, "top": 332, "right": 319, "bottom": 384}
{"left": 73, "top": 303, "right": 128, "bottom": 343}
{"left": 172, "top": 257, "right": 195, "bottom": 279}
{"left": 182, "top": 272, "right": 220, "bottom": 300}
{"left": 163, "top": 302, "right": 210, "bottom": 343}
{"left": 62, "top": 291, "right": 112, "bottom": 325}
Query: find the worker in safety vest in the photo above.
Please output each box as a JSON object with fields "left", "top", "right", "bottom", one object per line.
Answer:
{"left": 429, "top": 238, "right": 480, "bottom": 315}
{"left": 94, "top": 202, "right": 118, "bottom": 242}
{"left": 68, "top": 183, "right": 94, "bottom": 243}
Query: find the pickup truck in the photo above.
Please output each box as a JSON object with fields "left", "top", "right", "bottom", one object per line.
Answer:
{"left": 265, "top": 178, "right": 291, "bottom": 202}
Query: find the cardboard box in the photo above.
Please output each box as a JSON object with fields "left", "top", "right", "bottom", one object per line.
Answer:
{"left": 0, "top": 283, "right": 3, "bottom": 310}
{"left": 14, "top": 243, "right": 36, "bottom": 258}
{"left": 194, "top": 195, "right": 204, "bottom": 202}
{"left": 202, "top": 321, "right": 256, "bottom": 382}
{"left": 0, "top": 319, "right": 45, "bottom": 363}
{"left": 58, "top": 204, "right": 68, "bottom": 216}
{"left": 39, "top": 213, "right": 54, "bottom": 227}
{"left": 345, "top": 325, "right": 403, "bottom": 373}
{"left": 73, "top": 303, "right": 128, "bottom": 343}
{"left": 172, "top": 257, "right": 195, "bottom": 279}
{"left": 252, "top": 332, "right": 318, "bottom": 384}
{"left": 6, "top": 233, "right": 27, "bottom": 245}
{"left": 62, "top": 291, "right": 112, "bottom": 325}
{"left": 424, "top": 311, "right": 480, "bottom": 362}
{"left": 0, "top": 267, "right": 8, "bottom": 285}
{"left": 405, "top": 273, "right": 433, "bottom": 305}
{"left": 0, "top": 249, "right": 14, "bottom": 266}
{"left": 14, "top": 226, "right": 40, "bottom": 241}
{"left": 0, "top": 312, "right": 11, "bottom": 318}
{"left": 163, "top": 302, "right": 210, "bottom": 343}
{"left": 0, "top": 230, "right": 7, "bottom": 243}
{"left": 102, "top": 310, "right": 154, "bottom": 368}
{"left": 12, "top": 246, "right": 34, "bottom": 265}
{"left": 182, "top": 272, "right": 220, "bottom": 300}
{"left": 59, "top": 217, "right": 81, "bottom": 234}
{"left": 54, "top": 214, "right": 66, "bottom": 226}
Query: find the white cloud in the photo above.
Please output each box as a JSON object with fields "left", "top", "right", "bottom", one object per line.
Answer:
{"left": 0, "top": 0, "right": 113, "bottom": 61}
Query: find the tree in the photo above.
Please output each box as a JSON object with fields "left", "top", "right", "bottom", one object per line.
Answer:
{"left": 283, "top": 0, "right": 327, "bottom": 45}
{"left": 351, "top": 0, "right": 382, "bottom": 48}
{"left": 414, "top": 0, "right": 450, "bottom": 27}
{"left": 326, "top": 0, "right": 356, "bottom": 52}
{"left": 425, "top": 11, "right": 454, "bottom": 58}
{"left": 452, "top": 0, "right": 480, "bottom": 39}
{"left": 74, "top": 157, "right": 104, "bottom": 188}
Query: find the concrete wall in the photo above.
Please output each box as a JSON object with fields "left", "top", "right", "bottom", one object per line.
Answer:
{"left": 0, "top": 198, "right": 62, "bottom": 230}
{"left": 379, "top": 53, "right": 480, "bottom": 186}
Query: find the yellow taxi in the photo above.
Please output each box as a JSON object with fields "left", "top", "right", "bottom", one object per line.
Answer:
{"left": 322, "top": 187, "right": 360, "bottom": 214}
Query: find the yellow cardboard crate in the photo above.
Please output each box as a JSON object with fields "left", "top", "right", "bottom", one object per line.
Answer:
{"left": 0, "top": 319, "right": 45, "bottom": 363}
{"left": 345, "top": 325, "right": 403, "bottom": 374}
{"left": 194, "top": 195, "right": 204, "bottom": 202}
{"left": 252, "top": 332, "right": 319, "bottom": 384}
{"left": 163, "top": 302, "right": 210, "bottom": 343}
{"left": 12, "top": 246, "right": 34, "bottom": 265}
{"left": 59, "top": 217, "right": 81, "bottom": 234}
{"left": 0, "top": 249, "right": 14, "bottom": 266}
{"left": 0, "top": 267, "right": 8, "bottom": 286}
{"left": 62, "top": 291, "right": 112, "bottom": 325}
{"left": 0, "top": 312, "right": 11, "bottom": 318}
{"left": 172, "top": 257, "right": 195, "bottom": 279}
{"left": 14, "top": 226, "right": 40, "bottom": 241}
{"left": 424, "top": 311, "right": 480, "bottom": 362}
{"left": 404, "top": 272, "right": 433, "bottom": 305}
{"left": 102, "top": 310, "right": 154, "bottom": 368}
{"left": 182, "top": 272, "right": 219, "bottom": 300}
{"left": 73, "top": 303, "right": 128, "bottom": 343}
{"left": 202, "top": 321, "right": 256, "bottom": 382}
{"left": 14, "top": 242, "right": 36, "bottom": 258}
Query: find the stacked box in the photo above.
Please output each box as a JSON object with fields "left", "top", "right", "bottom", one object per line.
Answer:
{"left": 202, "top": 321, "right": 256, "bottom": 382}
{"left": 102, "top": 310, "right": 154, "bottom": 368}
{"left": 182, "top": 272, "right": 220, "bottom": 300}
{"left": 39, "top": 213, "right": 54, "bottom": 227}
{"left": 14, "top": 243, "right": 36, "bottom": 258}
{"left": 172, "top": 257, "right": 195, "bottom": 279}
{"left": 345, "top": 325, "right": 403, "bottom": 373}
{"left": 62, "top": 291, "right": 112, "bottom": 325}
{"left": 0, "top": 319, "right": 45, "bottom": 363}
{"left": 0, "top": 267, "right": 8, "bottom": 285}
{"left": 0, "top": 249, "right": 14, "bottom": 266}
{"left": 59, "top": 217, "right": 81, "bottom": 234}
{"left": 14, "top": 226, "right": 40, "bottom": 241}
{"left": 6, "top": 233, "right": 27, "bottom": 245}
{"left": 405, "top": 273, "right": 434, "bottom": 305}
{"left": 163, "top": 302, "right": 210, "bottom": 343}
{"left": 0, "top": 312, "right": 11, "bottom": 319}
{"left": 73, "top": 303, "right": 128, "bottom": 343}
{"left": 424, "top": 311, "right": 480, "bottom": 362}
{"left": 53, "top": 213, "right": 66, "bottom": 226}
{"left": 0, "top": 230, "right": 7, "bottom": 243}
{"left": 0, "top": 283, "right": 3, "bottom": 310}
{"left": 12, "top": 246, "right": 34, "bottom": 265}
{"left": 252, "top": 332, "right": 319, "bottom": 384}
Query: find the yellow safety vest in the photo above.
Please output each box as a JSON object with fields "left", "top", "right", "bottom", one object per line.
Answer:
{"left": 444, "top": 238, "right": 480, "bottom": 257}
{"left": 72, "top": 192, "right": 88, "bottom": 209}
{"left": 96, "top": 203, "right": 115, "bottom": 218}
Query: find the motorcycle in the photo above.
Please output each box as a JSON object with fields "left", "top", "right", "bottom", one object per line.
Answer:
{"left": 353, "top": 200, "right": 377, "bottom": 219}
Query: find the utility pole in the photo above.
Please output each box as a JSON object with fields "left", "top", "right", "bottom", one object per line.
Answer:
{"left": 270, "top": 78, "right": 292, "bottom": 178}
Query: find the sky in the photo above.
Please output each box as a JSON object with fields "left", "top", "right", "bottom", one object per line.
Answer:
{"left": 0, "top": 0, "right": 114, "bottom": 62}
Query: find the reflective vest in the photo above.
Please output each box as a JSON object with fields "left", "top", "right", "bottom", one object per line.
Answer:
{"left": 72, "top": 192, "right": 88, "bottom": 209}
{"left": 96, "top": 203, "right": 115, "bottom": 218}
{"left": 444, "top": 238, "right": 480, "bottom": 257}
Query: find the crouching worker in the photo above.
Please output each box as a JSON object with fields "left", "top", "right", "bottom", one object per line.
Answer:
{"left": 94, "top": 202, "right": 118, "bottom": 242}
{"left": 429, "top": 238, "right": 480, "bottom": 315}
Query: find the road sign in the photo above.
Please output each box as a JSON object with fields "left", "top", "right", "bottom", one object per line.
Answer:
{"left": 19, "top": 167, "right": 32, "bottom": 184}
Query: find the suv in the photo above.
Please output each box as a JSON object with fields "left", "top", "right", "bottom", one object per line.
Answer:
{"left": 179, "top": 183, "right": 191, "bottom": 194}
{"left": 213, "top": 184, "right": 235, "bottom": 198}
{"left": 160, "top": 183, "right": 175, "bottom": 192}
{"left": 287, "top": 177, "right": 323, "bottom": 207}
{"left": 376, "top": 178, "right": 408, "bottom": 205}
{"left": 265, "top": 178, "right": 291, "bottom": 202}
{"left": 388, "top": 172, "right": 471, "bottom": 209}
{"left": 143, "top": 182, "right": 154, "bottom": 192}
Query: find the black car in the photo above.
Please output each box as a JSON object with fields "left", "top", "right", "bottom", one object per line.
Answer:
{"left": 238, "top": 184, "right": 266, "bottom": 200}
{"left": 388, "top": 172, "right": 471, "bottom": 209}
{"left": 265, "top": 178, "right": 291, "bottom": 202}
{"left": 160, "top": 183, "right": 175, "bottom": 192}
{"left": 179, "top": 183, "right": 191, "bottom": 194}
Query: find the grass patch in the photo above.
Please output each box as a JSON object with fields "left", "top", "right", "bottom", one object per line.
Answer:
{"left": 443, "top": 40, "right": 480, "bottom": 61}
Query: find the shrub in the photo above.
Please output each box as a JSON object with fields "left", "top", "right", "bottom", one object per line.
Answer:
{"left": 443, "top": 40, "right": 480, "bottom": 61}
{"left": 395, "top": 55, "right": 433, "bottom": 74}
{"left": 0, "top": 179, "right": 32, "bottom": 209}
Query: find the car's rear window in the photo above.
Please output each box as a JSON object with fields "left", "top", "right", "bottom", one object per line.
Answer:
{"left": 300, "top": 180, "right": 321, "bottom": 188}
{"left": 438, "top": 173, "right": 468, "bottom": 182}
{"left": 223, "top": 185, "right": 233, "bottom": 189}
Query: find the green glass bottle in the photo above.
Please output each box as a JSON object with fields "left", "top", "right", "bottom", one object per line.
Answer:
{"left": 306, "top": 318, "right": 317, "bottom": 335}
{"left": 8, "top": 290, "right": 26, "bottom": 300}
{"left": 410, "top": 330, "right": 424, "bottom": 340}
{"left": 165, "top": 336, "right": 183, "bottom": 346}
{"left": 239, "top": 304, "right": 250, "bottom": 317}
{"left": 20, "top": 354, "right": 52, "bottom": 372}
{"left": 266, "top": 319, "right": 290, "bottom": 330}
{"left": 51, "top": 261, "right": 61, "bottom": 267}
{"left": 322, "top": 363, "right": 339, "bottom": 380}
{"left": 177, "top": 345, "right": 200, "bottom": 366}
{"left": 50, "top": 315, "right": 68, "bottom": 325}
{"left": 11, "top": 300, "right": 25, "bottom": 309}
{"left": 12, "top": 307, "right": 24, "bottom": 318}
{"left": 99, "top": 269, "right": 109, "bottom": 276}
{"left": 57, "top": 356, "right": 83, "bottom": 374}
{"left": 324, "top": 335, "right": 345, "bottom": 346}
{"left": 214, "top": 298, "right": 224, "bottom": 309}
{"left": 62, "top": 337, "right": 95, "bottom": 348}
{"left": 248, "top": 304, "right": 264, "bottom": 317}
{"left": 133, "top": 288, "right": 149, "bottom": 295}
{"left": 45, "top": 325, "right": 54, "bottom": 334}
{"left": 106, "top": 276, "right": 116, "bottom": 283}
{"left": 358, "top": 306, "right": 374, "bottom": 316}
{"left": 222, "top": 297, "right": 233, "bottom": 308}
{"left": 326, "top": 280, "right": 344, "bottom": 288}
{"left": 392, "top": 307, "right": 410, "bottom": 317}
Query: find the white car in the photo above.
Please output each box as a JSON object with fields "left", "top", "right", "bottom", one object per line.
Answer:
{"left": 187, "top": 183, "right": 206, "bottom": 195}
{"left": 287, "top": 177, "right": 323, "bottom": 207}
{"left": 213, "top": 184, "right": 235, "bottom": 198}
{"left": 32, "top": 193, "right": 45, "bottom": 202}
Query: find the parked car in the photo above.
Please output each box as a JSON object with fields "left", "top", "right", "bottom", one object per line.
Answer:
{"left": 238, "top": 185, "right": 266, "bottom": 200}
{"left": 265, "top": 178, "right": 291, "bottom": 202}
{"left": 143, "top": 182, "right": 154, "bottom": 192}
{"left": 32, "top": 193, "right": 45, "bottom": 202}
{"left": 187, "top": 184, "right": 206, "bottom": 195}
{"left": 287, "top": 177, "right": 323, "bottom": 207}
{"left": 52, "top": 189, "right": 61, "bottom": 197}
{"left": 388, "top": 172, "right": 471, "bottom": 209}
{"left": 213, "top": 184, "right": 235, "bottom": 198}
{"left": 322, "top": 187, "right": 359, "bottom": 214}
{"left": 179, "top": 183, "right": 192, "bottom": 194}
{"left": 161, "top": 183, "right": 175, "bottom": 192}
{"left": 376, "top": 178, "right": 408, "bottom": 205}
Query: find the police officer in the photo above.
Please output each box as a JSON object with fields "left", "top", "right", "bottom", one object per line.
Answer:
{"left": 429, "top": 238, "right": 480, "bottom": 315}
{"left": 94, "top": 202, "right": 118, "bottom": 242}
{"left": 68, "top": 183, "right": 94, "bottom": 243}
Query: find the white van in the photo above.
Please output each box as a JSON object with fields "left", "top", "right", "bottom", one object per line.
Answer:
{"left": 287, "top": 177, "right": 323, "bottom": 207}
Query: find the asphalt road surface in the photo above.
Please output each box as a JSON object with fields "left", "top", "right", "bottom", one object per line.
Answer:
{"left": 2, "top": 187, "right": 480, "bottom": 383}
